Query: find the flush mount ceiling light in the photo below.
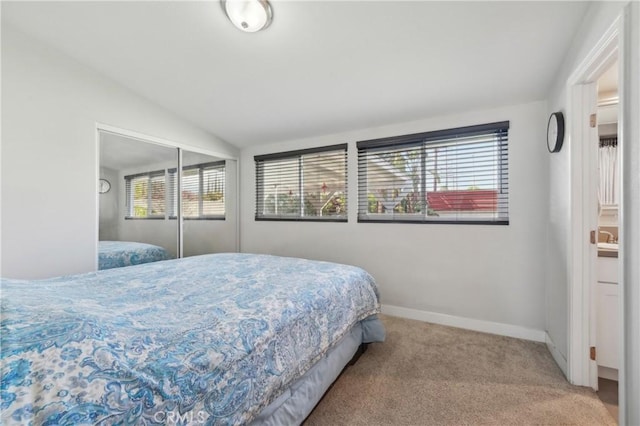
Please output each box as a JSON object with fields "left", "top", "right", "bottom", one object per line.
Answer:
{"left": 221, "top": 0, "right": 273, "bottom": 33}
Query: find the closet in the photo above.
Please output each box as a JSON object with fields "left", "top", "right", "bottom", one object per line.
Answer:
{"left": 98, "top": 131, "right": 237, "bottom": 265}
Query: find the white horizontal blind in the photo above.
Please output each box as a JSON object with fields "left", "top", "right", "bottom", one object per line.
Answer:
{"left": 149, "top": 174, "right": 166, "bottom": 216}
{"left": 181, "top": 167, "right": 200, "bottom": 218}
{"left": 124, "top": 170, "right": 166, "bottom": 219}
{"left": 357, "top": 121, "right": 509, "bottom": 224}
{"left": 255, "top": 144, "right": 348, "bottom": 221}
{"left": 167, "top": 169, "right": 177, "bottom": 218}
{"left": 169, "top": 161, "right": 225, "bottom": 219}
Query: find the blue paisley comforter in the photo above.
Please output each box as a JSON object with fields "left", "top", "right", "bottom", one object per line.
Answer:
{"left": 98, "top": 241, "right": 172, "bottom": 270}
{"left": 1, "top": 253, "right": 381, "bottom": 425}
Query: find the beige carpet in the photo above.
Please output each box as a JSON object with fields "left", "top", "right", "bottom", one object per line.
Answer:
{"left": 305, "top": 315, "right": 615, "bottom": 425}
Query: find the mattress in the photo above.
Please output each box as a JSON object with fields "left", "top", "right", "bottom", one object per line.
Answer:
{"left": 1, "top": 253, "right": 383, "bottom": 425}
{"left": 98, "top": 240, "right": 172, "bottom": 270}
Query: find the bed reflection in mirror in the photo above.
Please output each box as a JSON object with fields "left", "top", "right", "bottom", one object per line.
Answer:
{"left": 99, "top": 132, "right": 178, "bottom": 269}
{"left": 99, "top": 131, "right": 238, "bottom": 270}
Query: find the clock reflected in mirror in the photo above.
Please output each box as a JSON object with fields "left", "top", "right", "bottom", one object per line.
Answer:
{"left": 99, "top": 178, "right": 111, "bottom": 194}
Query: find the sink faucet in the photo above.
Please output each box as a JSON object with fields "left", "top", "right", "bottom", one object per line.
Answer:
{"left": 599, "top": 230, "right": 616, "bottom": 243}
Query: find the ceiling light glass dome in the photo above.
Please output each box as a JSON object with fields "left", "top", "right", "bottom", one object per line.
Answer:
{"left": 222, "top": 0, "right": 273, "bottom": 33}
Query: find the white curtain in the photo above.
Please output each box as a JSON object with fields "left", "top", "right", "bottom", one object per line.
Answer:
{"left": 598, "top": 138, "right": 618, "bottom": 205}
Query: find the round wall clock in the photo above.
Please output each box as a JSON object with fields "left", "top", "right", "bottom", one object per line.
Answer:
{"left": 99, "top": 178, "right": 111, "bottom": 194}
{"left": 547, "top": 111, "right": 565, "bottom": 153}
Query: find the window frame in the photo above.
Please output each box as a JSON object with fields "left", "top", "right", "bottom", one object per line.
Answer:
{"left": 171, "top": 160, "right": 226, "bottom": 221}
{"left": 357, "top": 121, "right": 509, "bottom": 225}
{"left": 124, "top": 170, "right": 167, "bottom": 220}
{"left": 255, "top": 144, "right": 348, "bottom": 222}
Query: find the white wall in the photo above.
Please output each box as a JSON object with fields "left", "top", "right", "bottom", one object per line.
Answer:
{"left": 98, "top": 166, "right": 119, "bottom": 241}
{"left": 241, "top": 101, "right": 549, "bottom": 332}
{"left": 545, "top": 1, "right": 627, "bottom": 368}
{"left": 1, "top": 24, "right": 239, "bottom": 279}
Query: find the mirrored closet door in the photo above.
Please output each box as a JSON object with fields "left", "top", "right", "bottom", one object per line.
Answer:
{"left": 181, "top": 150, "right": 236, "bottom": 257}
{"left": 99, "top": 133, "right": 179, "bottom": 269}
{"left": 98, "top": 131, "right": 237, "bottom": 270}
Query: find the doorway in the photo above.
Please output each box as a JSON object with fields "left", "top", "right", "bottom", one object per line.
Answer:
{"left": 594, "top": 60, "right": 620, "bottom": 422}
{"left": 566, "top": 13, "right": 624, "bottom": 425}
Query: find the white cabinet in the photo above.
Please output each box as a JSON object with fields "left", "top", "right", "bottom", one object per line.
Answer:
{"left": 596, "top": 257, "right": 619, "bottom": 371}
{"left": 597, "top": 256, "right": 618, "bottom": 283}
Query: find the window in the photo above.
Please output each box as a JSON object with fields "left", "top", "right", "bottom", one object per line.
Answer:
{"left": 255, "top": 144, "right": 348, "bottom": 221}
{"left": 125, "top": 161, "right": 225, "bottom": 220}
{"left": 125, "top": 170, "right": 167, "bottom": 219}
{"left": 172, "top": 161, "right": 225, "bottom": 220}
{"left": 357, "top": 121, "right": 509, "bottom": 224}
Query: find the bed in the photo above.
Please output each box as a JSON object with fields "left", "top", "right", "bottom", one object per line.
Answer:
{"left": 98, "top": 240, "right": 172, "bottom": 270}
{"left": 1, "top": 253, "right": 384, "bottom": 425}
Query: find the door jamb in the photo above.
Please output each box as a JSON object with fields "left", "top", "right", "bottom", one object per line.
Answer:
{"left": 566, "top": 9, "right": 624, "bottom": 413}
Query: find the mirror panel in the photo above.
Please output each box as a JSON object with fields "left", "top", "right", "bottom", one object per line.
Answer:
{"left": 99, "top": 133, "right": 179, "bottom": 262}
{"left": 99, "top": 131, "right": 238, "bottom": 268}
{"left": 181, "top": 151, "right": 236, "bottom": 257}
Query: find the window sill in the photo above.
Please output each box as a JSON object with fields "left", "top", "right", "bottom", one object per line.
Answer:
{"left": 256, "top": 216, "right": 347, "bottom": 223}
{"left": 358, "top": 214, "right": 508, "bottom": 225}
{"left": 124, "top": 216, "right": 165, "bottom": 220}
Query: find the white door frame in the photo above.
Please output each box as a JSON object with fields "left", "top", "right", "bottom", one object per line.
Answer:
{"left": 566, "top": 9, "right": 625, "bottom": 415}
{"left": 620, "top": 3, "right": 640, "bottom": 425}
{"left": 566, "top": 4, "right": 640, "bottom": 424}
{"left": 567, "top": 80, "right": 601, "bottom": 388}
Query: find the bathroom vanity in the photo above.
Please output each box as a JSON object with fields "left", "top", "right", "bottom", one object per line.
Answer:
{"left": 597, "top": 248, "right": 619, "bottom": 380}
{"left": 596, "top": 209, "right": 618, "bottom": 379}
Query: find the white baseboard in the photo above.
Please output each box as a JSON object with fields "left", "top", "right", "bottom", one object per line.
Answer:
{"left": 381, "top": 304, "right": 546, "bottom": 342}
{"left": 545, "top": 332, "right": 568, "bottom": 376}
{"left": 598, "top": 366, "right": 618, "bottom": 381}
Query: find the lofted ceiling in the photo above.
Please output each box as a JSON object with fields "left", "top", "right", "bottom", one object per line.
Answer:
{"left": 2, "top": 1, "right": 589, "bottom": 148}
{"left": 100, "top": 133, "right": 178, "bottom": 172}
{"left": 100, "top": 132, "right": 223, "bottom": 171}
